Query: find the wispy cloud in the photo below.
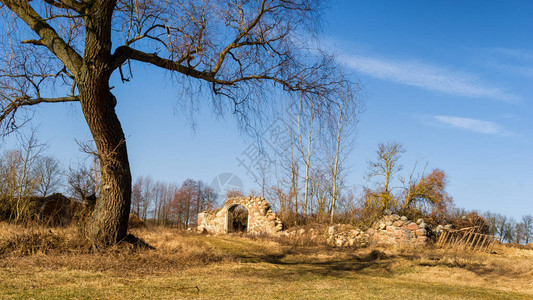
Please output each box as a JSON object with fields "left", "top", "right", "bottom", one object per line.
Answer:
{"left": 432, "top": 115, "right": 514, "bottom": 136}
{"left": 485, "top": 48, "right": 533, "bottom": 79}
{"left": 339, "top": 54, "right": 521, "bottom": 102}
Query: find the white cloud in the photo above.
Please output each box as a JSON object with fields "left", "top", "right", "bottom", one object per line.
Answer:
{"left": 339, "top": 54, "right": 521, "bottom": 102}
{"left": 433, "top": 115, "right": 514, "bottom": 136}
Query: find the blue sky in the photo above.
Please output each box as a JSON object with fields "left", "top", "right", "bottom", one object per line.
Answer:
{"left": 2, "top": 1, "right": 532, "bottom": 218}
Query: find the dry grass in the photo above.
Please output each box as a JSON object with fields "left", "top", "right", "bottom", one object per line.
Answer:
{"left": 0, "top": 222, "right": 81, "bottom": 256}
{"left": 0, "top": 222, "right": 227, "bottom": 275}
{"left": 0, "top": 222, "right": 532, "bottom": 299}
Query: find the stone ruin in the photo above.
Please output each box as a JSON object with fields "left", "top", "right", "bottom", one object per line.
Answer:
{"left": 198, "top": 197, "right": 453, "bottom": 249}
{"left": 327, "top": 213, "right": 446, "bottom": 247}
{"left": 197, "top": 196, "right": 283, "bottom": 235}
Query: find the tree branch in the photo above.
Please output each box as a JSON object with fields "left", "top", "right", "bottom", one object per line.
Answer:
{"left": 111, "top": 46, "right": 215, "bottom": 81}
{"left": 44, "top": 0, "right": 85, "bottom": 13}
{"left": 0, "top": 95, "right": 79, "bottom": 124}
{"left": 112, "top": 46, "right": 305, "bottom": 92}
{"left": 1, "top": 0, "right": 83, "bottom": 75}
{"left": 212, "top": 0, "right": 269, "bottom": 74}
{"left": 21, "top": 39, "right": 44, "bottom": 46}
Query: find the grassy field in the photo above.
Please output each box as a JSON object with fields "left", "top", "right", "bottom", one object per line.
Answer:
{"left": 0, "top": 223, "right": 532, "bottom": 299}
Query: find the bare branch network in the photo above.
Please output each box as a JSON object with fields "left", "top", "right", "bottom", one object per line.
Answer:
{"left": 1, "top": 0, "right": 352, "bottom": 133}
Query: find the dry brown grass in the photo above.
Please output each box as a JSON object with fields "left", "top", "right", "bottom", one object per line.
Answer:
{"left": 0, "top": 222, "right": 82, "bottom": 256}
{"left": 371, "top": 244, "right": 533, "bottom": 295}
{"left": 0, "top": 222, "right": 532, "bottom": 299}
{"left": 0, "top": 222, "right": 228, "bottom": 275}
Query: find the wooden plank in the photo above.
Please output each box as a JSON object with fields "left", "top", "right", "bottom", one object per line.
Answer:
{"left": 459, "top": 232, "right": 472, "bottom": 249}
{"left": 439, "top": 230, "right": 449, "bottom": 246}
{"left": 488, "top": 237, "right": 497, "bottom": 253}
{"left": 470, "top": 233, "right": 481, "bottom": 250}
{"left": 441, "top": 230, "right": 452, "bottom": 248}
{"left": 465, "top": 232, "right": 475, "bottom": 250}
{"left": 437, "top": 231, "right": 445, "bottom": 245}
{"left": 475, "top": 234, "right": 488, "bottom": 252}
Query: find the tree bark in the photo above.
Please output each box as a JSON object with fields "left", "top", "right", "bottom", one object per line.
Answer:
{"left": 330, "top": 104, "right": 343, "bottom": 224}
{"left": 79, "top": 81, "right": 131, "bottom": 245}
{"left": 78, "top": 1, "right": 131, "bottom": 245}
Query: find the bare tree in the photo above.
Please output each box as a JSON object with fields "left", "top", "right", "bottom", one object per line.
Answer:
{"left": 197, "top": 180, "right": 217, "bottom": 212}
{"left": 268, "top": 109, "right": 302, "bottom": 217}
{"left": 521, "top": 215, "right": 533, "bottom": 244}
{"left": 66, "top": 161, "right": 98, "bottom": 202}
{"left": 0, "top": 130, "right": 45, "bottom": 221}
{"left": 482, "top": 211, "right": 499, "bottom": 236}
{"left": 156, "top": 181, "right": 175, "bottom": 226}
{"left": 503, "top": 218, "right": 516, "bottom": 243}
{"left": 131, "top": 176, "right": 143, "bottom": 217}
{"left": 0, "top": 151, "right": 23, "bottom": 200}
{"left": 326, "top": 85, "right": 359, "bottom": 222}
{"left": 140, "top": 176, "right": 153, "bottom": 220}
{"left": 514, "top": 222, "right": 525, "bottom": 244}
{"left": 35, "top": 155, "right": 63, "bottom": 196}
{"left": 13, "top": 130, "right": 45, "bottom": 221}
{"left": 0, "top": 0, "right": 353, "bottom": 244}
{"left": 495, "top": 214, "right": 510, "bottom": 241}
{"left": 163, "top": 179, "right": 218, "bottom": 227}
{"left": 152, "top": 180, "right": 163, "bottom": 223}
{"left": 366, "top": 142, "right": 405, "bottom": 211}
{"left": 309, "top": 166, "right": 330, "bottom": 218}
{"left": 296, "top": 95, "right": 316, "bottom": 217}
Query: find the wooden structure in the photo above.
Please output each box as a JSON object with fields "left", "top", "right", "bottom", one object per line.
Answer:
{"left": 436, "top": 226, "right": 500, "bottom": 253}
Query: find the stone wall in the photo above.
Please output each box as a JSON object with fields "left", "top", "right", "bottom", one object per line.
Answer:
{"left": 328, "top": 214, "right": 433, "bottom": 247}
{"left": 197, "top": 197, "right": 283, "bottom": 235}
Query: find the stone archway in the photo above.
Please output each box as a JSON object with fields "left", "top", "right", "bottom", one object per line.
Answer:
{"left": 226, "top": 204, "right": 249, "bottom": 233}
{"left": 197, "top": 196, "right": 283, "bottom": 235}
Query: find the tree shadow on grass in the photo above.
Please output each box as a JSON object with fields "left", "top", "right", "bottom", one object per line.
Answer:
{"left": 238, "top": 249, "right": 395, "bottom": 279}
{"left": 395, "top": 250, "right": 533, "bottom": 280}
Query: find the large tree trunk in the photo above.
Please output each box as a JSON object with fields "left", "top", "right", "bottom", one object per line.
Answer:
{"left": 79, "top": 80, "right": 131, "bottom": 245}
{"left": 78, "top": 1, "right": 131, "bottom": 245}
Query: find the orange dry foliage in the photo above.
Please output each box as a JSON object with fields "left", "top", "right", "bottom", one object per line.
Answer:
{"left": 401, "top": 169, "right": 454, "bottom": 221}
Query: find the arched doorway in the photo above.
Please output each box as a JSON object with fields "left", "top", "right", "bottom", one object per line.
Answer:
{"left": 227, "top": 204, "right": 249, "bottom": 233}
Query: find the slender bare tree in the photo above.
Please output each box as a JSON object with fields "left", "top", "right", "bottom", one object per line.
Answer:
{"left": 366, "top": 141, "right": 405, "bottom": 211}
{"left": 131, "top": 176, "right": 143, "bottom": 217}
{"left": 296, "top": 94, "right": 316, "bottom": 217}
{"left": 140, "top": 176, "right": 153, "bottom": 220}
{"left": 13, "top": 130, "right": 45, "bottom": 222}
{"left": 327, "top": 85, "right": 359, "bottom": 222}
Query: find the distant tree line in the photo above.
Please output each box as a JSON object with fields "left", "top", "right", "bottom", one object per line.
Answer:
{"left": 131, "top": 176, "right": 217, "bottom": 228}
{"left": 479, "top": 211, "right": 533, "bottom": 244}
{"left": 0, "top": 130, "right": 219, "bottom": 229}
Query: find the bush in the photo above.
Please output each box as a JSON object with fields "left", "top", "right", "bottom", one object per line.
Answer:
{"left": 129, "top": 214, "right": 146, "bottom": 228}
{"left": 449, "top": 212, "right": 490, "bottom": 234}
